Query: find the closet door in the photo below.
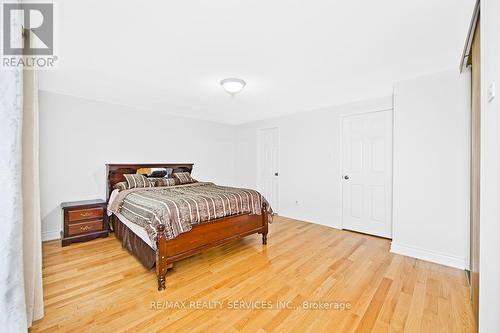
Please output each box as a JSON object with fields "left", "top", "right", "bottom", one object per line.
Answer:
{"left": 470, "top": 15, "right": 480, "bottom": 324}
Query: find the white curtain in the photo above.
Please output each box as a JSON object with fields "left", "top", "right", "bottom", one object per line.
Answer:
{"left": 23, "top": 66, "right": 44, "bottom": 327}
{"left": 0, "top": 18, "right": 27, "bottom": 333}
{"left": 0, "top": 0, "right": 44, "bottom": 329}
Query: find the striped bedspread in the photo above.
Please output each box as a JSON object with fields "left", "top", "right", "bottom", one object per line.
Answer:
{"left": 108, "top": 182, "right": 272, "bottom": 244}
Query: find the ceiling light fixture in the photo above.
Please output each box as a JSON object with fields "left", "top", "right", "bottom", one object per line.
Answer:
{"left": 221, "top": 78, "right": 246, "bottom": 95}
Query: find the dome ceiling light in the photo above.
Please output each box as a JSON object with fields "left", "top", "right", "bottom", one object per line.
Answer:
{"left": 220, "top": 78, "right": 246, "bottom": 95}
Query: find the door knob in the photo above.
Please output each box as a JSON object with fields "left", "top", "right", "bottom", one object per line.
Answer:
{"left": 344, "top": 175, "right": 349, "bottom": 180}
{"left": 274, "top": 172, "right": 279, "bottom": 176}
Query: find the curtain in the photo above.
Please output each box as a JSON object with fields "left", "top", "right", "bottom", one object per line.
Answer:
{"left": 0, "top": 0, "right": 44, "bottom": 329}
{"left": 22, "top": 66, "right": 44, "bottom": 327}
{"left": 0, "top": 9, "right": 27, "bottom": 332}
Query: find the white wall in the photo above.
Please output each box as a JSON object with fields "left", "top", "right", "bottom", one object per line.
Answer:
{"left": 234, "top": 97, "right": 393, "bottom": 229}
{"left": 39, "top": 91, "right": 236, "bottom": 240}
{"left": 391, "top": 70, "right": 470, "bottom": 269}
{"left": 479, "top": 1, "right": 500, "bottom": 331}
{"left": 234, "top": 72, "right": 470, "bottom": 271}
{"left": 41, "top": 71, "right": 472, "bottom": 276}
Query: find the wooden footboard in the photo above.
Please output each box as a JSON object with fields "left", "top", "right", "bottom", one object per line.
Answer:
{"left": 155, "top": 202, "right": 269, "bottom": 291}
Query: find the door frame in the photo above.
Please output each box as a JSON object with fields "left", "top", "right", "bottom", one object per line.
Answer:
{"left": 469, "top": 13, "right": 481, "bottom": 325}
{"left": 339, "top": 108, "right": 394, "bottom": 237}
{"left": 460, "top": 1, "right": 480, "bottom": 326}
{"left": 257, "top": 127, "right": 280, "bottom": 214}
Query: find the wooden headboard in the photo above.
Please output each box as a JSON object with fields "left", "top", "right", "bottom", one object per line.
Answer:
{"left": 106, "top": 163, "right": 194, "bottom": 201}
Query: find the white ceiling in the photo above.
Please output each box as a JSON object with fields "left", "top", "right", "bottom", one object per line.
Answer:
{"left": 40, "top": 0, "right": 475, "bottom": 124}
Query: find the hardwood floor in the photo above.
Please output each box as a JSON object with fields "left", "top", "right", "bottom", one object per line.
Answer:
{"left": 31, "top": 216, "right": 475, "bottom": 332}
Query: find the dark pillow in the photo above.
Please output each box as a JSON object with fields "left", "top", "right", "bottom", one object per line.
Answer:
{"left": 148, "top": 177, "right": 178, "bottom": 187}
{"left": 147, "top": 168, "right": 173, "bottom": 178}
{"left": 149, "top": 170, "right": 166, "bottom": 177}
{"left": 149, "top": 171, "right": 166, "bottom": 178}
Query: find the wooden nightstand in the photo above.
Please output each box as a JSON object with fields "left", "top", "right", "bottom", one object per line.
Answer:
{"left": 61, "top": 199, "right": 109, "bottom": 246}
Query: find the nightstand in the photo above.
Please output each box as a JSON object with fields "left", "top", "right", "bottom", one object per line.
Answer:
{"left": 61, "top": 199, "right": 109, "bottom": 246}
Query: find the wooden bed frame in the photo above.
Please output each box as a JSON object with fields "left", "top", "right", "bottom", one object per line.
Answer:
{"left": 106, "top": 163, "right": 269, "bottom": 291}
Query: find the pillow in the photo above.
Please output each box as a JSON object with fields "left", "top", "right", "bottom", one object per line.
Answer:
{"left": 136, "top": 168, "right": 150, "bottom": 176}
{"left": 150, "top": 168, "right": 173, "bottom": 178}
{"left": 123, "top": 174, "right": 151, "bottom": 189}
{"left": 113, "top": 181, "right": 128, "bottom": 191}
{"left": 172, "top": 172, "right": 195, "bottom": 184}
{"left": 148, "top": 177, "right": 177, "bottom": 187}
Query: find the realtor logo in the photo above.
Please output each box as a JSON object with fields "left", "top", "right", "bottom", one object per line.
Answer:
{"left": 3, "top": 3, "right": 53, "bottom": 55}
{"left": 2, "top": 2, "right": 57, "bottom": 68}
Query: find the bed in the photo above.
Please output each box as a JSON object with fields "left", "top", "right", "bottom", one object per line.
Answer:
{"left": 106, "top": 163, "right": 271, "bottom": 290}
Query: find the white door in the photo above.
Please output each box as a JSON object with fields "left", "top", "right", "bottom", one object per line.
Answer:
{"left": 258, "top": 128, "right": 279, "bottom": 213}
{"left": 342, "top": 110, "right": 392, "bottom": 238}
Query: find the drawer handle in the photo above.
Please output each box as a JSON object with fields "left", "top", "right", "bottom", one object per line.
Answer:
{"left": 80, "top": 212, "right": 93, "bottom": 217}
{"left": 80, "top": 225, "right": 91, "bottom": 231}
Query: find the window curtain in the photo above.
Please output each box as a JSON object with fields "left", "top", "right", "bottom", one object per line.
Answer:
{"left": 22, "top": 65, "right": 44, "bottom": 327}
{"left": 0, "top": 0, "right": 44, "bottom": 329}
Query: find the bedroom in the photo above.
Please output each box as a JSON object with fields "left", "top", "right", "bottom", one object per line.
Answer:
{"left": 1, "top": 0, "right": 499, "bottom": 332}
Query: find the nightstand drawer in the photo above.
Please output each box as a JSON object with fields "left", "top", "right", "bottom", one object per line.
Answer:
{"left": 68, "top": 207, "right": 104, "bottom": 222}
{"left": 68, "top": 220, "right": 104, "bottom": 236}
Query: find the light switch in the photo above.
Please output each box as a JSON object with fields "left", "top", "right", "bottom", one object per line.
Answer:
{"left": 488, "top": 82, "right": 496, "bottom": 102}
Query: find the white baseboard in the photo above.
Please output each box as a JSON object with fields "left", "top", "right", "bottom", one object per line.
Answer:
{"left": 273, "top": 215, "right": 466, "bottom": 270}
{"left": 277, "top": 214, "right": 342, "bottom": 230}
{"left": 42, "top": 229, "right": 61, "bottom": 242}
{"left": 390, "top": 242, "right": 466, "bottom": 269}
